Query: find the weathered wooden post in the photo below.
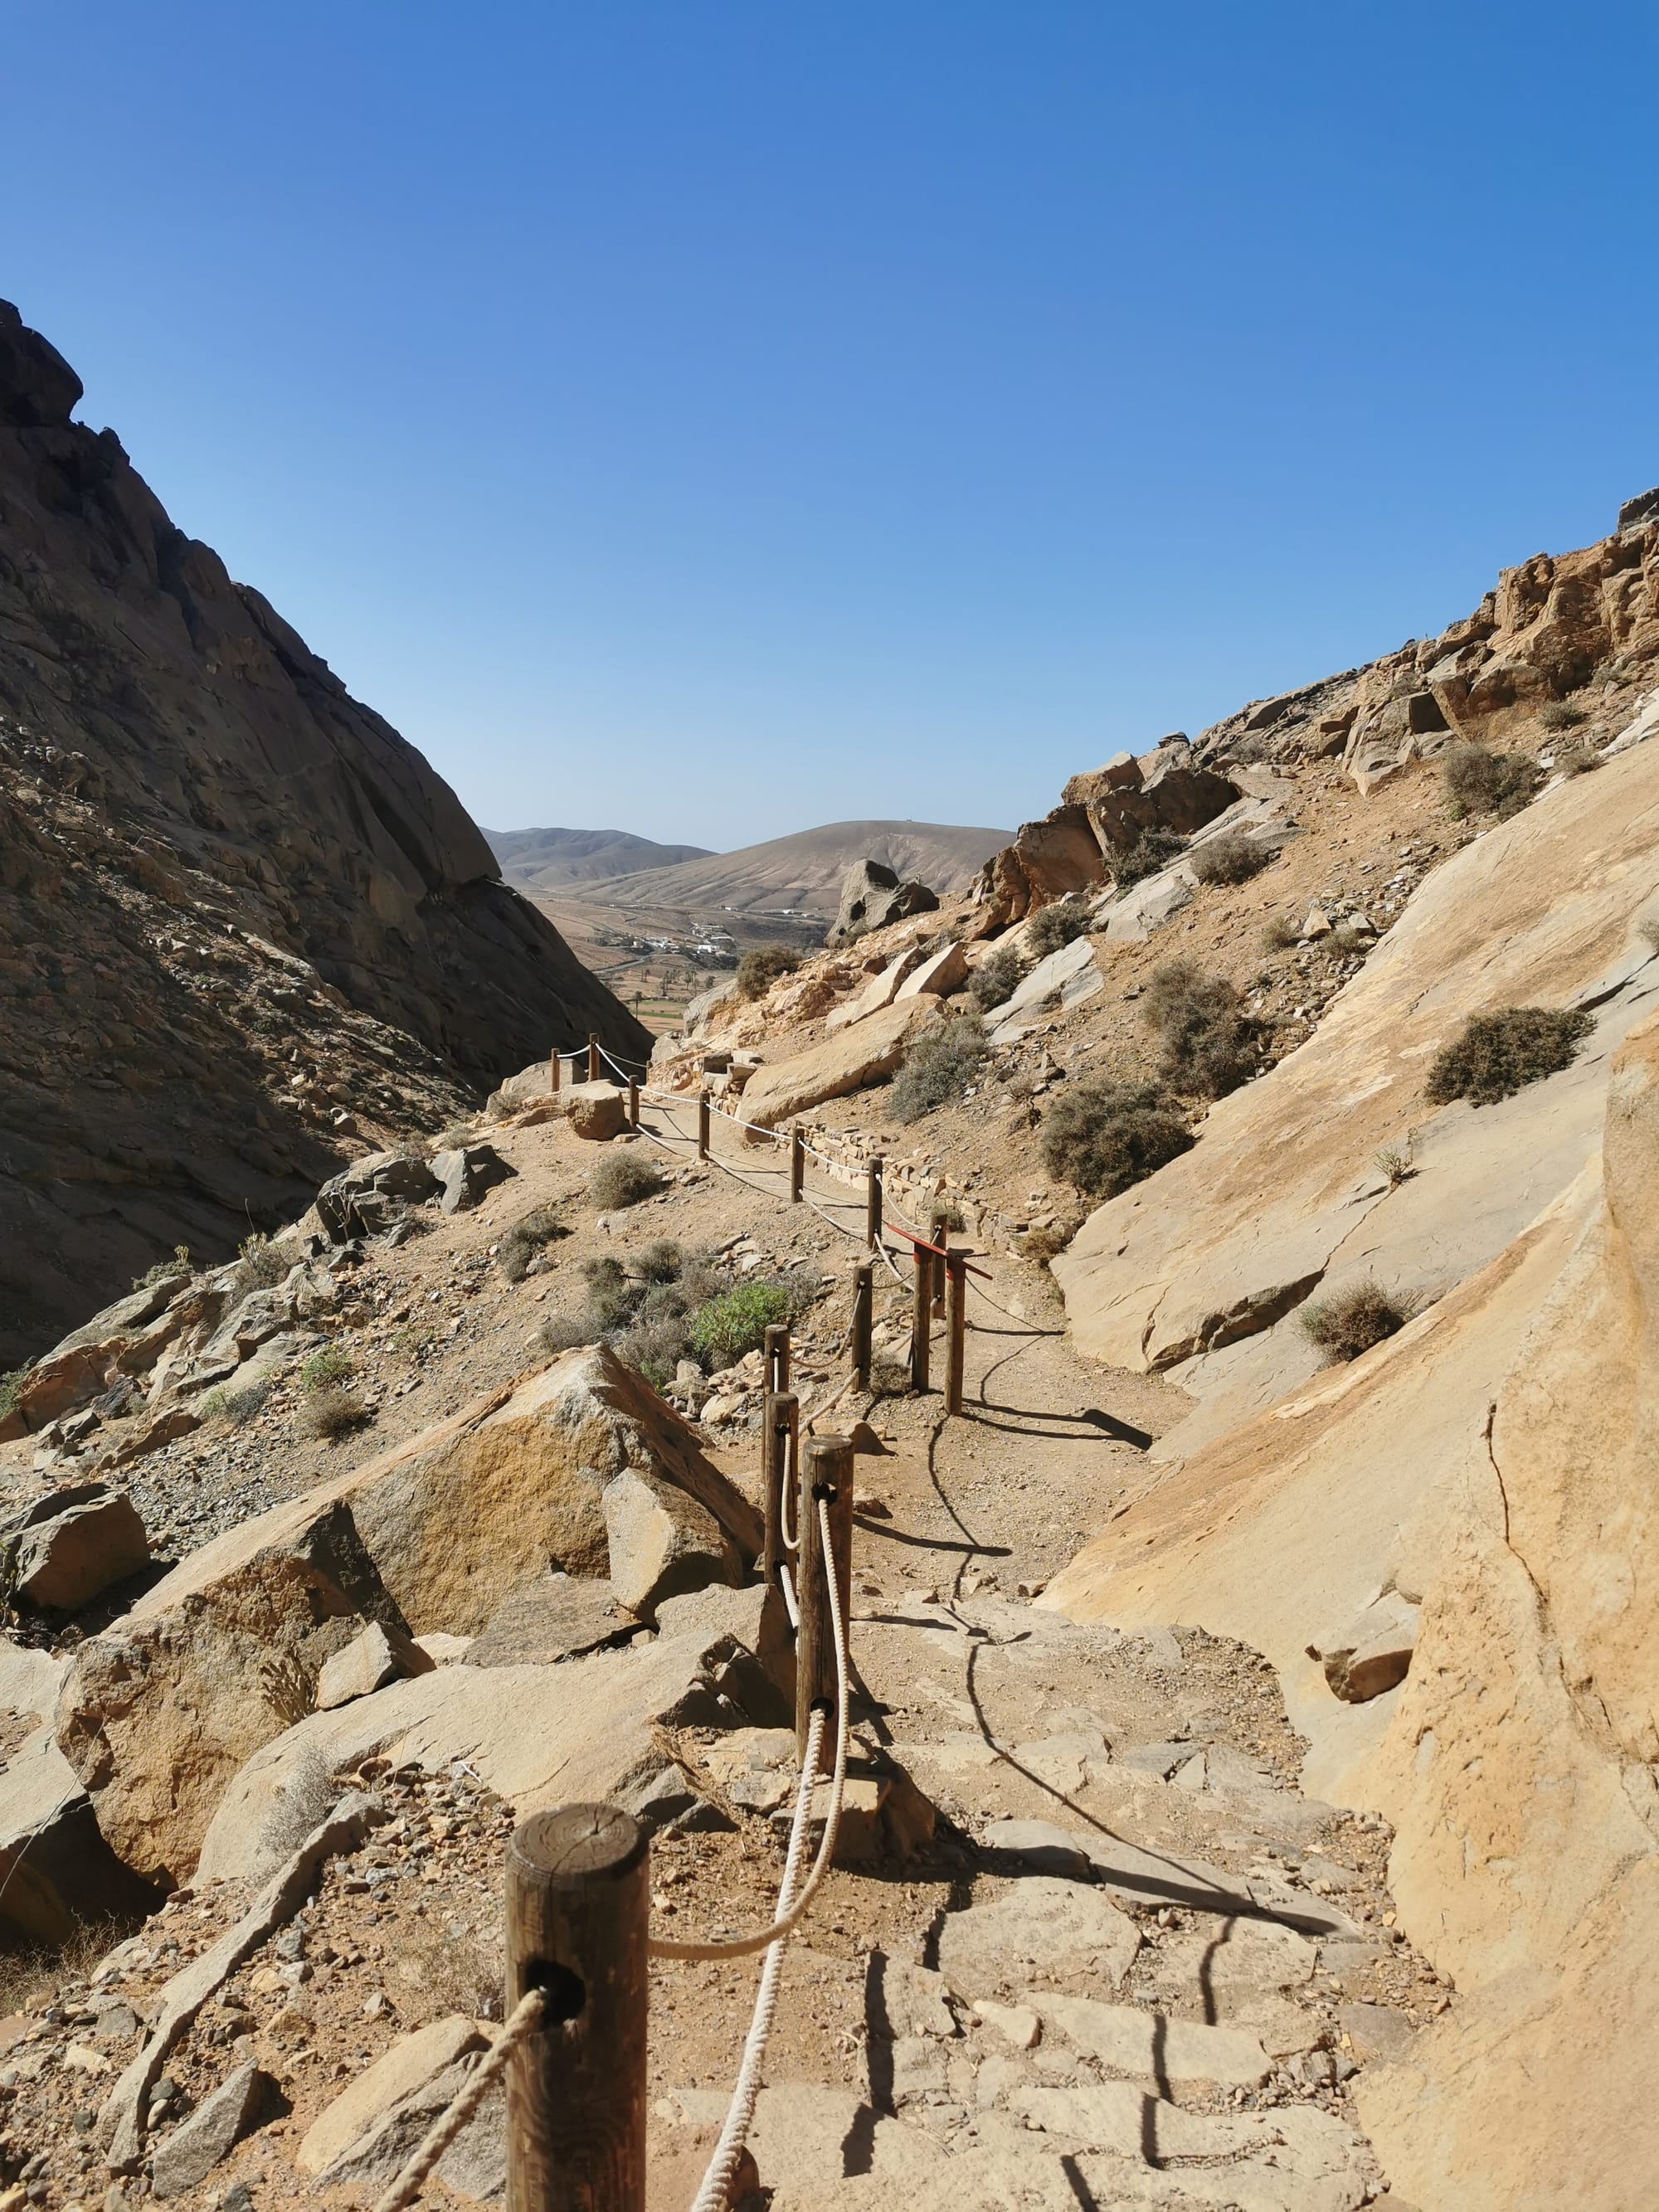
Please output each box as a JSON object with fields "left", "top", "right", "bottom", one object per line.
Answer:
{"left": 626, "top": 1077, "right": 640, "bottom": 1129}
{"left": 761, "top": 1387, "right": 798, "bottom": 1595}
{"left": 910, "top": 1242, "right": 932, "bottom": 1394}
{"left": 506, "top": 1804, "right": 647, "bottom": 2212}
{"left": 549, "top": 1048, "right": 562, "bottom": 1096}
{"left": 945, "top": 1251, "right": 968, "bottom": 1416}
{"left": 697, "top": 1091, "right": 711, "bottom": 1162}
{"left": 865, "top": 1155, "right": 884, "bottom": 1250}
{"left": 790, "top": 1126, "right": 805, "bottom": 1204}
{"left": 850, "top": 1261, "right": 873, "bottom": 1393}
{"left": 765, "top": 1323, "right": 791, "bottom": 1395}
{"left": 932, "top": 1241, "right": 946, "bottom": 1320}
{"left": 587, "top": 1033, "right": 601, "bottom": 1083}
{"left": 795, "top": 1434, "right": 854, "bottom": 1767}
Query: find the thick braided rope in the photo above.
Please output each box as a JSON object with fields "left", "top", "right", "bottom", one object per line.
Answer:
{"left": 649, "top": 1495, "right": 851, "bottom": 1962}
{"left": 688, "top": 1703, "right": 825, "bottom": 2212}
{"left": 371, "top": 1987, "right": 545, "bottom": 2212}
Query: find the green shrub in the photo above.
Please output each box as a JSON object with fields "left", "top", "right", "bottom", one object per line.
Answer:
{"left": 300, "top": 1344, "right": 354, "bottom": 1392}
{"left": 1143, "top": 960, "right": 1263, "bottom": 1098}
{"left": 133, "top": 1245, "right": 192, "bottom": 1291}
{"left": 1025, "top": 899, "right": 1090, "bottom": 959}
{"left": 1112, "top": 830, "right": 1187, "bottom": 889}
{"left": 1539, "top": 700, "right": 1589, "bottom": 731}
{"left": 1442, "top": 742, "right": 1543, "bottom": 821}
{"left": 1301, "top": 1281, "right": 1415, "bottom": 1363}
{"left": 0, "top": 1370, "right": 23, "bottom": 1421}
{"left": 497, "top": 1203, "right": 567, "bottom": 1283}
{"left": 736, "top": 945, "right": 802, "bottom": 999}
{"left": 688, "top": 1282, "right": 795, "bottom": 1371}
{"left": 1424, "top": 1006, "right": 1593, "bottom": 1107}
{"left": 590, "top": 1149, "right": 664, "bottom": 1209}
{"left": 1189, "top": 833, "right": 1269, "bottom": 887}
{"left": 888, "top": 1015, "right": 988, "bottom": 1124}
{"left": 302, "top": 1385, "right": 368, "bottom": 1440}
{"left": 1039, "top": 1081, "right": 1194, "bottom": 1198}
{"left": 968, "top": 946, "right": 1027, "bottom": 1012}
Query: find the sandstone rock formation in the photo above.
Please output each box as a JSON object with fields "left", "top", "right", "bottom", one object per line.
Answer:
{"left": 826, "top": 858, "right": 940, "bottom": 946}
{"left": 0, "top": 300, "right": 648, "bottom": 1362}
{"left": 737, "top": 995, "right": 946, "bottom": 1130}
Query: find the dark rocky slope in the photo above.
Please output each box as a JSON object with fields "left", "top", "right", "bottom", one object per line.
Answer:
{"left": 0, "top": 303, "right": 649, "bottom": 1363}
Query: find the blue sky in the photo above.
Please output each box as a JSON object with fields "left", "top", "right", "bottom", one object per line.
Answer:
{"left": 6, "top": 3, "right": 1657, "bottom": 850}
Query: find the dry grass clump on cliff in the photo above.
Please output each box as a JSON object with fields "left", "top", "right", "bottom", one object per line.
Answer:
{"left": 1025, "top": 897, "right": 1091, "bottom": 959}
{"left": 590, "top": 1149, "right": 664, "bottom": 1209}
{"left": 1425, "top": 1005, "right": 1594, "bottom": 1107}
{"left": 1144, "top": 959, "right": 1265, "bottom": 1099}
{"left": 1442, "top": 741, "right": 1543, "bottom": 820}
{"left": 1040, "top": 1081, "right": 1194, "bottom": 1199}
{"left": 302, "top": 1385, "right": 368, "bottom": 1441}
{"left": 133, "top": 1244, "right": 192, "bottom": 1291}
{"left": 496, "top": 1203, "right": 567, "bottom": 1282}
{"left": 968, "top": 946, "right": 1026, "bottom": 1011}
{"left": 1189, "top": 833, "right": 1270, "bottom": 887}
{"left": 1112, "top": 829, "right": 1187, "bottom": 889}
{"left": 737, "top": 945, "right": 802, "bottom": 999}
{"left": 1550, "top": 738, "right": 1602, "bottom": 775}
{"left": 888, "top": 1014, "right": 988, "bottom": 1123}
{"left": 232, "top": 1231, "right": 290, "bottom": 1293}
{"left": 1539, "top": 699, "right": 1590, "bottom": 731}
{"left": 1301, "top": 1281, "right": 1416, "bottom": 1363}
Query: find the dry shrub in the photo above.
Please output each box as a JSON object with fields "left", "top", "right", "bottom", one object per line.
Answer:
{"left": 540, "top": 1313, "right": 594, "bottom": 1356}
{"left": 1040, "top": 1081, "right": 1194, "bottom": 1198}
{"left": 1539, "top": 700, "right": 1589, "bottom": 731}
{"left": 1442, "top": 742, "right": 1543, "bottom": 820}
{"left": 1143, "top": 959, "right": 1264, "bottom": 1098}
{"left": 1112, "top": 829, "right": 1187, "bottom": 889}
{"left": 590, "top": 1149, "right": 663, "bottom": 1209}
{"left": 1025, "top": 898, "right": 1090, "bottom": 959}
{"left": 1425, "top": 1005, "right": 1593, "bottom": 1106}
{"left": 1189, "top": 833, "right": 1269, "bottom": 887}
{"left": 389, "top": 1918, "right": 504, "bottom": 2025}
{"left": 1551, "top": 739, "right": 1602, "bottom": 775}
{"left": 233, "top": 1232, "right": 290, "bottom": 1293}
{"left": 737, "top": 945, "right": 801, "bottom": 999}
{"left": 968, "top": 946, "right": 1026, "bottom": 1012}
{"left": 302, "top": 1386, "right": 367, "bottom": 1441}
{"left": 0, "top": 1913, "right": 138, "bottom": 2018}
{"left": 497, "top": 1203, "right": 567, "bottom": 1282}
{"left": 1301, "top": 1281, "right": 1415, "bottom": 1363}
{"left": 1260, "top": 914, "right": 1299, "bottom": 951}
{"left": 888, "top": 1016, "right": 988, "bottom": 1124}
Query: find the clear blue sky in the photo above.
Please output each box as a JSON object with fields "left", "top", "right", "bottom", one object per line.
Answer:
{"left": 6, "top": 3, "right": 1657, "bottom": 851}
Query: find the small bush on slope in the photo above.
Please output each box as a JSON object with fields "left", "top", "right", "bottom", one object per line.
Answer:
{"left": 1040, "top": 1082, "right": 1194, "bottom": 1198}
{"left": 688, "top": 1281, "right": 795, "bottom": 1370}
{"left": 737, "top": 945, "right": 801, "bottom": 999}
{"left": 1424, "top": 1006, "right": 1593, "bottom": 1107}
{"left": 1143, "top": 960, "right": 1264, "bottom": 1099}
{"left": 968, "top": 946, "right": 1026, "bottom": 1012}
{"left": 1025, "top": 899, "right": 1091, "bottom": 959}
{"left": 590, "top": 1149, "right": 664, "bottom": 1209}
{"left": 1442, "top": 742, "right": 1543, "bottom": 821}
{"left": 888, "top": 1016, "right": 989, "bottom": 1124}
{"left": 496, "top": 1203, "right": 567, "bottom": 1282}
{"left": 1112, "top": 829, "right": 1187, "bottom": 889}
{"left": 1189, "top": 833, "right": 1270, "bottom": 887}
{"left": 1301, "top": 1281, "right": 1415, "bottom": 1363}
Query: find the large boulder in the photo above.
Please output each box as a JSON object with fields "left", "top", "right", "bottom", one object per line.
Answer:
{"left": 826, "top": 859, "right": 939, "bottom": 947}
{"left": 825, "top": 944, "right": 932, "bottom": 1033}
{"left": 430, "top": 1142, "right": 515, "bottom": 1215}
{"left": 54, "top": 1347, "right": 761, "bottom": 1880}
{"left": 316, "top": 1151, "right": 440, "bottom": 1241}
{"left": 738, "top": 996, "right": 946, "bottom": 1131}
{"left": 2, "top": 1482, "right": 148, "bottom": 1611}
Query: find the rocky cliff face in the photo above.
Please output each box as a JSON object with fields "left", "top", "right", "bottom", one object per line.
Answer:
{"left": 0, "top": 302, "right": 649, "bottom": 1363}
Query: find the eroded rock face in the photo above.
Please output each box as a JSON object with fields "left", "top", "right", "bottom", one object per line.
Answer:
{"left": 0, "top": 299, "right": 649, "bottom": 1363}
{"left": 826, "top": 859, "right": 940, "bottom": 946}
{"left": 738, "top": 996, "right": 946, "bottom": 1130}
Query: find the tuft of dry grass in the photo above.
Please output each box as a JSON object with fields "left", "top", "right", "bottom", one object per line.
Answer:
{"left": 1425, "top": 1005, "right": 1593, "bottom": 1107}
{"left": 1301, "top": 1281, "right": 1416, "bottom": 1363}
{"left": 302, "top": 1385, "right": 369, "bottom": 1441}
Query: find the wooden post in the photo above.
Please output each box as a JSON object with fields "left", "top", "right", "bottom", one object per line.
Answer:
{"left": 765, "top": 1323, "right": 791, "bottom": 1395}
{"left": 910, "top": 1242, "right": 932, "bottom": 1394}
{"left": 506, "top": 1804, "right": 647, "bottom": 2212}
{"left": 865, "top": 1155, "right": 884, "bottom": 1250}
{"left": 932, "top": 1242, "right": 946, "bottom": 1320}
{"left": 795, "top": 1434, "right": 854, "bottom": 1768}
{"left": 761, "top": 1388, "right": 797, "bottom": 1595}
{"left": 549, "top": 1049, "right": 562, "bottom": 1096}
{"left": 790, "top": 1126, "right": 805, "bottom": 1204}
{"left": 697, "top": 1091, "right": 711, "bottom": 1161}
{"left": 850, "top": 1261, "right": 873, "bottom": 1393}
{"left": 626, "top": 1077, "right": 640, "bottom": 1129}
{"left": 945, "top": 1251, "right": 968, "bottom": 1416}
{"left": 587, "top": 1033, "right": 601, "bottom": 1083}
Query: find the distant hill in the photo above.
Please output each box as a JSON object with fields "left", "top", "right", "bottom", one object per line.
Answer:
{"left": 579, "top": 819, "right": 1012, "bottom": 922}
{"left": 484, "top": 825, "right": 713, "bottom": 890}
